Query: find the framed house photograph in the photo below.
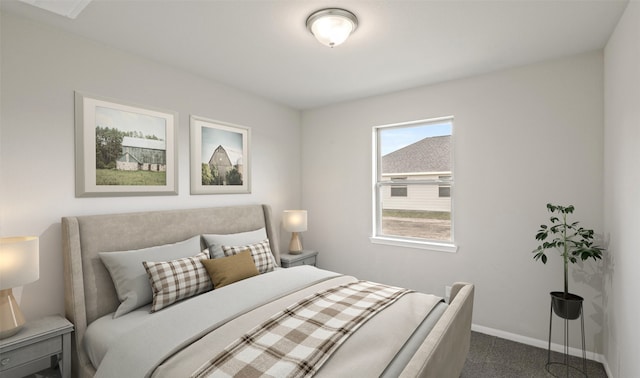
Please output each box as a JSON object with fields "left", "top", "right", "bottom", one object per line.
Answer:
{"left": 190, "top": 116, "right": 251, "bottom": 194}
{"left": 74, "top": 92, "right": 178, "bottom": 197}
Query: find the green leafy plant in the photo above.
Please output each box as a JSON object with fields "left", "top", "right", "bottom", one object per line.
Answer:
{"left": 532, "top": 203, "right": 604, "bottom": 297}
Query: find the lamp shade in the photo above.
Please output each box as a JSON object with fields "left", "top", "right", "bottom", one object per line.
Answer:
{"left": 306, "top": 8, "right": 358, "bottom": 48}
{"left": 283, "top": 210, "right": 307, "bottom": 233}
{"left": 0, "top": 236, "right": 39, "bottom": 290}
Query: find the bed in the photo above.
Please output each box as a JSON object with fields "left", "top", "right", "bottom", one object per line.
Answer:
{"left": 62, "top": 204, "right": 474, "bottom": 377}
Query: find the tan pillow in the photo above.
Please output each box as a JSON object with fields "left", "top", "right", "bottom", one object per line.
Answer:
{"left": 202, "top": 250, "right": 259, "bottom": 289}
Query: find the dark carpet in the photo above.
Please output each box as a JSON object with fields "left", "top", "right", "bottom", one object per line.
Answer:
{"left": 461, "top": 331, "right": 608, "bottom": 378}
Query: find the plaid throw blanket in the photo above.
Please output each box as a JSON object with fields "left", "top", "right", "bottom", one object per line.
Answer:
{"left": 193, "top": 280, "right": 413, "bottom": 378}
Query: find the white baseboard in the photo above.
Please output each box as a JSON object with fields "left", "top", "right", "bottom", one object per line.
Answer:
{"left": 471, "top": 323, "right": 611, "bottom": 372}
{"left": 603, "top": 361, "right": 613, "bottom": 378}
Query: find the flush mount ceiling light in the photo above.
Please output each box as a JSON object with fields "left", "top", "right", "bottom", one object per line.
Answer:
{"left": 306, "top": 8, "right": 358, "bottom": 48}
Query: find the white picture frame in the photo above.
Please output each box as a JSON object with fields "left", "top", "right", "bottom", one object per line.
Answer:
{"left": 74, "top": 91, "right": 178, "bottom": 197}
{"left": 190, "top": 116, "right": 251, "bottom": 194}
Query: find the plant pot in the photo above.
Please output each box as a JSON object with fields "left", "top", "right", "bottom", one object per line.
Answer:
{"left": 550, "top": 292, "right": 583, "bottom": 320}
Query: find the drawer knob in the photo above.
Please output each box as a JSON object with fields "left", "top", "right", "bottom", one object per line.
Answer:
{"left": 1, "top": 358, "right": 10, "bottom": 366}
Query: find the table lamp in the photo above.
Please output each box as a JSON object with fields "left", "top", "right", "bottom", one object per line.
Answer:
{"left": 283, "top": 210, "right": 307, "bottom": 255}
{"left": 0, "top": 236, "right": 39, "bottom": 339}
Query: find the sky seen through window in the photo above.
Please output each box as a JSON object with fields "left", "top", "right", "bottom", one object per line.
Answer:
{"left": 380, "top": 122, "right": 451, "bottom": 156}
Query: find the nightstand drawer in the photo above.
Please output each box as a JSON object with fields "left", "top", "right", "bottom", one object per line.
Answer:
{"left": 298, "top": 256, "right": 317, "bottom": 266}
{"left": 280, "top": 250, "right": 318, "bottom": 268}
{"left": 0, "top": 336, "right": 61, "bottom": 372}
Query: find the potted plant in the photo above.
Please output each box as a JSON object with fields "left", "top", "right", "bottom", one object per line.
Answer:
{"left": 532, "top": 203, "right": 604, "bottom": 319}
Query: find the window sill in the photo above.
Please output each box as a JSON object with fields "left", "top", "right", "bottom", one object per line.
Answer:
{"left": 369, "top": 236, "right": 458, "bottom": 253}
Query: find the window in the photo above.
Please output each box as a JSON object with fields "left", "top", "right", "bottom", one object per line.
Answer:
{"left": 391, "top": 186, "right": 408, "bottom": 197}
{"left": 371, "top": 117, "right": 456, "bottom": 252}
{"left": 438, "top": 175, "right": 451, "bottom": 198}
{"left": 390, "top": 177, "right": 408, "bottom": 197}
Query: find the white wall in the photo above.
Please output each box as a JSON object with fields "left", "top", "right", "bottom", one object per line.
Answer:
{"left": 0, "top": 13, "right": 301, "bottom": 320}
{"left": 603, "top": 2, "right": 640, "bottom": 377}
{"left": 302, "top": 52, "right": 605, "bottom": 354}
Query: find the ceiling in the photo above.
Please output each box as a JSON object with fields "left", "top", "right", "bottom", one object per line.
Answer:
{"left": 1, "top": 0, "right": 629, "bottom": 110}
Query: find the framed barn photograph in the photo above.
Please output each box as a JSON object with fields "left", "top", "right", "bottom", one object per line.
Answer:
{"left": 190, "top": 116, "right": 251, "bottom": 194}
{"left": 74, "top": 92, "right": 178, "bottom": 197}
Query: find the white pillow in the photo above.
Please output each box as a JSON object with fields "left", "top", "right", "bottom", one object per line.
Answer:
{"left": 202, "top": 228, "right": 267, "bottom": 259}
{"left": 99, "top": 236, "right": 203, "bottom": 318}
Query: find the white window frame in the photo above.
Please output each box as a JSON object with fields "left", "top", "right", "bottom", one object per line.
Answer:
{"left": 370, "top": 116, "right": 458, "bottom": 253}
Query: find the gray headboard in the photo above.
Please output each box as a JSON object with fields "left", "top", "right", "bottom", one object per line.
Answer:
{"left": 61, "top": 204, "right": 280, "bottom": 377}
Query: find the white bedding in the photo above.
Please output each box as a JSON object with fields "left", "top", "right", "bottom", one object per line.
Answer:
{"left": 84, "top": 304, "right": 153, "bottom": 368}
{"left": 92, "top": 266, "right": 342, "bottom": 377}
{"left": 84, "top": 266, "right": 286, "bottom": 368}
{"left": 89, "top": 266, "right": 445, "bottom": 378}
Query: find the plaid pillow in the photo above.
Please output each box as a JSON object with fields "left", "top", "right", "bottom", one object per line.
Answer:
{"left": 143, "top": 252, "right": 212, "bottom": 312}
{"left": 222, "top": 239, "right": 276, "bottom": 274}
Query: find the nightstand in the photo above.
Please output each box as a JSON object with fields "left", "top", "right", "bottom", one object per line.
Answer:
{"left": 0, "top": 315, "right": 73, "bottom": 378}
{"left": 280, "top": 250, "right": 318, "bottom": 268}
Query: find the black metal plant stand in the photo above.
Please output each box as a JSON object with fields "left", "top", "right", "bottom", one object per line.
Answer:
{"left": 546, "top": 292, "right": 588, "bottom": 377}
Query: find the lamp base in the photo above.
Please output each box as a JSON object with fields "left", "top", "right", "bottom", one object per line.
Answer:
{"left": 0, "top": 288, "right": 26, "bottom": 339}
{"left": 288, "top": 232, "right": 303, "bottom": 255}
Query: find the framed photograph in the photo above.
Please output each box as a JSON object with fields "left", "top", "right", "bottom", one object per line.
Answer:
{"left": 74, "top": 92, "right": 178, "bottom": 197}
{"left": 190, "top": 116, "right": 251, "bottom": 194}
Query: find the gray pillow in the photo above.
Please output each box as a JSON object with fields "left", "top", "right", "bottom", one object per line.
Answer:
{"left": 99, "top": 235, "right": 203, "bottom": 318}
{"left": 202, "top": 228, "right": 267, "bottom": 259}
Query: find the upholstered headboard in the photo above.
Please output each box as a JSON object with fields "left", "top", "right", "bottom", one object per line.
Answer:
{"left": 61, "top": 204, "right": 280, "bottom": 377}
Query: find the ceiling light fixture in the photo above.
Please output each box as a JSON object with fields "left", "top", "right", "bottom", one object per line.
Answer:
{"left": 306, "top": 8, "right": 358, "bottom": 48}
